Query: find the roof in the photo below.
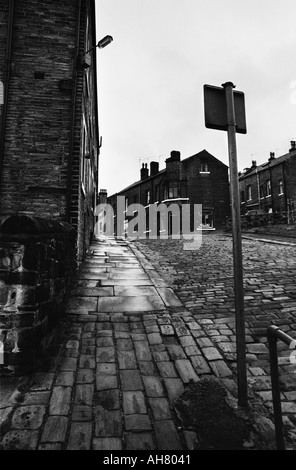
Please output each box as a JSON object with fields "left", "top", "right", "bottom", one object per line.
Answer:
{"left": 239, "top": 149, "right": 296, "bottom": 180}
{"left": 108, "top": 149, "right": 228, "bottom": 199}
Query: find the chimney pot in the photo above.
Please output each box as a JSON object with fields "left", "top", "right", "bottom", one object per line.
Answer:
{"left": 141, "top": 162, "right": 149, "bottom": 181}
{"left": 290, "top": 141, "right": 296, "bottom": 152}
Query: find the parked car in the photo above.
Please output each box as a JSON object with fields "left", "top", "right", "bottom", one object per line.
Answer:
{"left": 241, "top": 209, "right": 268, "bottom": 227}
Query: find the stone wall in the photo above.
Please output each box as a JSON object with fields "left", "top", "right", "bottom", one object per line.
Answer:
{"left": 0, "top": 215, "right": 76, "bottom": 373}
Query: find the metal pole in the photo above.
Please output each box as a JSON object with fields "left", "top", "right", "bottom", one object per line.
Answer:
{"left": 267, "top": 326, "right": 285, "bottom": 450}
{"left": 223, "top": 82, "right": 248, "bottom": 407}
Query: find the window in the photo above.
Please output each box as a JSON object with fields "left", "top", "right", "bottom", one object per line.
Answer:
{"left": 279, "top": 180, "right": 283, "bottom": 195}
{"left": 146, "top": 190, "right": 151, "bottom": 206}
{"left": 241, "top": 190, "right": 245, "bottom": 203}
{"left": 266, "top": 180, "right": 271, "bottom": 197}
{"left": 260, "top": 185, "right": 264, "bottom": 199}
{"left": 164, "top": 183, "right": 179, "bottom": 200}
{"left": 200, "top": 161, "right": 209, "bottom": 173}
{"left": 168, "top": 183, "right": 178, "bottom": 199}
{"left": 247, "top": 185, "right": 252, "bottom": 201}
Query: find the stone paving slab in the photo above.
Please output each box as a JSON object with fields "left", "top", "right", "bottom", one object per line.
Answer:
{"left": 98, "top": 296, "right": 166, "bottom": 313}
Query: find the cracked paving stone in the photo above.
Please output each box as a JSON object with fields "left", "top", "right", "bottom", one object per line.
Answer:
{"left": 11, "top": 405, "right": 46, "bottom": 430}
{"left": 0, "top": 430, "right": 39, "bottom": 450}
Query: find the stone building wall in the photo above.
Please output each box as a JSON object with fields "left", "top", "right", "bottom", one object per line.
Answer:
{"left": 0, "top": 216, "right": 76, "bottom": 373}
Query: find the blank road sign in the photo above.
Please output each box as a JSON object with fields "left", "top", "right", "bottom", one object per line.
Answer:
{"left": 204, "top": 84, "right": 247, "bottom": 134}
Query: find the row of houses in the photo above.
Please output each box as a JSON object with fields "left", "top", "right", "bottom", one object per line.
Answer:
{"left": 102, "top": 142, "right": 296, "bottom": 236}
{"left": 104, "top": 150, "right": 231, "bottom": 237}
{"left": 239, "top": 142, "right": 296, "bottom": 223}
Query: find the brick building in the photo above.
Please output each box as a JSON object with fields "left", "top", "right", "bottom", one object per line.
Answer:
{"left": 0, "top": 0, "right": 100, "bottom": 262}
{"left": 0, "top": 0, "right": 103, "bottom": 370}
{"left": 107, "top": 150, "right": 230, "bottom": 236}
{"left": 239, "top": 141, "right": 296, "bottom": 223}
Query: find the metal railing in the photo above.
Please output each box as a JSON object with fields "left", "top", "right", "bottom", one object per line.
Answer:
{"left": 267, "top": 325, "right": 296, "bottom": 450}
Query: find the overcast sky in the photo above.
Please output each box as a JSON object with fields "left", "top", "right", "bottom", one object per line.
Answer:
{"left": 96, "top": 0, "right": 296, "bottom": 196}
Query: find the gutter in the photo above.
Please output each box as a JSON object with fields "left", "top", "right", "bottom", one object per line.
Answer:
{"left": 66, "top": 0, "right": 82, "bottom": 224}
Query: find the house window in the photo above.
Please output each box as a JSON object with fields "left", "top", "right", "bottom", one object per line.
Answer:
{"left": 241, "top": 190, "right": 245, "bottom": 204}
{"left": 266, "top": 180, "right": 271, "bottom": 197}
{"left": 146, "top": 190, "right": 151, "bottom": 206}
{"left": 247, "top": 185, "right": 252, "bottom": 201}
{"left": 279, "top": 180, "right": 283, "bottom": 195}
{"left": 164, "top": 183, "right": 179, "bottom": 200}
{"left": 168, "top": 183, "right": 179, "bottom": 199}
{"left": 200, "top": 161, "right": 209, "bottom": 173}
{"left": 260, "top": 185, "right": 264, "bottom": 199}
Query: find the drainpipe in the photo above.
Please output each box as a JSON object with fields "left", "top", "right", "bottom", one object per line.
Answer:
{"left": 0, "top": 0, "right": 15, "bottom": 193}
{"left": 66, "top": 0, "right": 82, "bottom": 224}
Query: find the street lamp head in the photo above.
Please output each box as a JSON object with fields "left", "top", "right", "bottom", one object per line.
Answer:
{"left": 97, "top": 35, "right": 113, "bottom": 49}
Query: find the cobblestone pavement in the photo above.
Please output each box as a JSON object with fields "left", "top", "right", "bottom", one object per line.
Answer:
{"left": 134, "top": 231, "right": 296, "bottom": 449}
{"left": 0, "top": 234, "right": 295, "bottom": 451}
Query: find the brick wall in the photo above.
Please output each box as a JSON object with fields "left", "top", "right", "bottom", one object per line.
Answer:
{"left": 0, "top": 0, "right": 99, "bottom": 263}
{"left": 0, "top": 0, "right": 78, "bottom": 219}
{"left": 0, "top": 215, "right": 76, "bottom": 373}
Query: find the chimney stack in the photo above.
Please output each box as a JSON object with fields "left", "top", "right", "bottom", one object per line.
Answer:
{"left": 290, "top": 141, "right": 296, "bottom": 153}
{"left": 269, "top": 152, "right": 275, "bottom": 162}
{"left": 141, "top": 163, "right": 149, "bottom": 181}
{"left": 99, "top": 189, "right": 108, "bottom": 204}
{"left": 251, "top": 160, "right": 257, "bottom": 169}
{"left": 150, "top": 161, "right": 159, "bottom": 177}
{"left": 169, "top": 150, "right": 181, "bottom": 162}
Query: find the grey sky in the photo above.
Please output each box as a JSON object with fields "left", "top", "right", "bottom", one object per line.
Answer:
{"left": 96, "top": 0, "right": 296, "bottom": 196}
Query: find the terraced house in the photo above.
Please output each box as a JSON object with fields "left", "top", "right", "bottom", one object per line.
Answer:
{"left": 0, "top": 0, "right": 100, "bottom": 260}
{"left": 107, "top": 150, "right": 230, "bottom": 237}
{"left": 239, "top": 141, "right": 296, "bottom": 223}
{"left": 0, "top": 0, "right": 101, "bottom": 370}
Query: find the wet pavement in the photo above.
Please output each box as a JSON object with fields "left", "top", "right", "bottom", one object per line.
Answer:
{"left": 0, "top": 234, "right": 295, "bottom": 451}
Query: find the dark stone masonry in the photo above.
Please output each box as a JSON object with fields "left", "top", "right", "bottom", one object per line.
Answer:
{"left": 0, "top": 215, "right": 76, "bottom": 372}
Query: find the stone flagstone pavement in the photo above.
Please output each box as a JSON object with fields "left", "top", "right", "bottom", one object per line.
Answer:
{"left": 0, "top": 236, "right": 284, "bottom": 450}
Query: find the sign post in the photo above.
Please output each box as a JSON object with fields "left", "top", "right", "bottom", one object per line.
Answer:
{"left": 204, "top": 82, "right": 248, "bottom": 407}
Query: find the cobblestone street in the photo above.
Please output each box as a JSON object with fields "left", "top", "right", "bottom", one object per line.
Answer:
{"left": 0, "top": 233, "right": 295, "bottom": 451}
